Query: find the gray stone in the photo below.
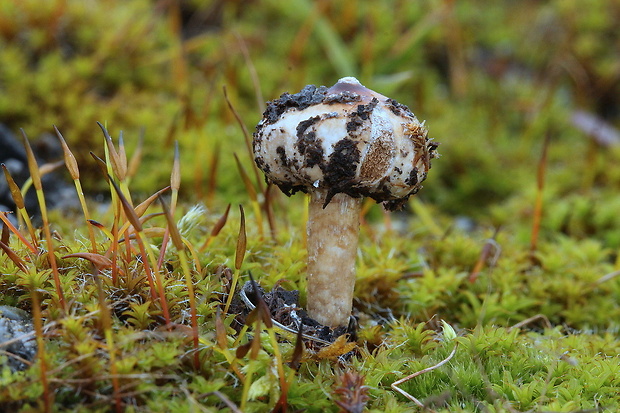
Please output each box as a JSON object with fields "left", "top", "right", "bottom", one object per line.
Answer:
{"left": 0, "top": 306, "right": 37, "bottom": 372}
{"left": 0, "top": 123, "right": 79, "bottom": 222}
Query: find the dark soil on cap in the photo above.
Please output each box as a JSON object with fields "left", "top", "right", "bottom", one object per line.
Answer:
{"left": 346, "top": 98, "right": 378, "bottom": 132}
{"left": 262, "top": 85, "right": 328, "bottom": 125}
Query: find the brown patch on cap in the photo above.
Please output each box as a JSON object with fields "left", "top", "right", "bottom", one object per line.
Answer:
{"left": 359, "top": 134, "right": 394, "bottom": 182}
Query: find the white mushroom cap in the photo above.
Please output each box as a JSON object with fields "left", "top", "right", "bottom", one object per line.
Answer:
{"left": 253, "top": 77, "right": 438, "bottom": 210}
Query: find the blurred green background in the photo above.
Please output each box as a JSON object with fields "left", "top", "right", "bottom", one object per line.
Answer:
{"left": 1, "top": 0, "right": 619, "bottom": 242}
{"left": 2, "top": 3, "right": 620, "bottom": 410}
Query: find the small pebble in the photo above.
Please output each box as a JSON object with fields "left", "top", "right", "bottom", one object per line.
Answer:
{"left": 0, "top": 306, "right": 37, "bottom": 372}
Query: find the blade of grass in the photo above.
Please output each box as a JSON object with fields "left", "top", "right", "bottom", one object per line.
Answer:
{"left": 443, "top": 0, "right": 468, "bottom": 97}
{"left": 183, "top": 237, "right": 202, "bottom": 275}
{"left": 30, "top": 285, "right": 51, "bottom": 412}
{"left": 0, "top": 239, "right": 29, "bottom": 273}
{"left": 99, "top": 122, "right": 127, "bottom": 183}
{"left": 205, "top": 391, "right": 243, "bottom": 413}
{"left": 468, "top": 229, "right": 501, "bottom": 283}
{"left": 89, "top": 152, "right": 110, "bottom": 183}
{"left": 248, "top": 274, "right": 289, "bottom": 404}
{"left": 62, "top": 253, "right": 113, "bottom": 271}
{"left": 159, "top": 196, "right": 199, "bottom": 369}
{"left": 234, "top": 153, "right": 263, "bottom": 237}
{"left": 234, "top": 205, "right": 247, "bottom": 274}
{"left": 111, "top": 191, "right": 123, "bottom": 285}
{"left": 235, "top": 32, "right": 265, "bottom": 113}
{"left": 90, "top": 148, "right": 125, "bottom": 282}
{"left": 2, "top": 164, "right": 38, "bottom": 247}
{"left": 288, "top": 320, "right": 304, "bottom": 371}
{"left": 101, "top": 125, "right": 134, "bottom": 241}
{"left": 54, "top": 126, "right": 98, "bottom": 253}
{"left": 233, "top": 153, "right": 257, "bottom": 202}
{"left": 204, "top": 140, "right": 220, "bottom": 208}
{"left": 22, "top": 129, "right": 66, "bottom": 310}
{"left": 117, "top": 134, "right": 128, "bottom": 180}
{"left": 239, "top": 319, "right": 261, "bottom": 411}
{"left": 134, "top": 186, "right": 171, "bottom": 218}
{"left": 92, "top": 265, "right": 122, "bottom": 413}
{"left": 530, "top": 133, "right": 551, "bottom": 262}
{"left": 264, "top": 184, "right": 277, "bottom": 240}
{"left": 109, "top": 175, "right": 170, "bottom": 324}
{"left": 157, "top": 142, "right": 181, "bottom": 269}
{"left": 0, "top": 212, "right": 37, "bottom": 253}
{"left": 222, "top": 86, "right": 264, "bottom": 193}
{"left": 199, "top": 204, "right": 231, "bottom": 252}
{"left": 215, "top": 308, "right": 228, "bottom": 350}
{"left": 87, "top": 219, "right": 114, "bottom": 241}
{"left": 1, "top": 219, "right": 7, "bottom": 245}
{"left": 224, "top": 205, "right": 246, "bottom": 314}
{"left": 210, "top": 309, "right": 246, "bottom": 382}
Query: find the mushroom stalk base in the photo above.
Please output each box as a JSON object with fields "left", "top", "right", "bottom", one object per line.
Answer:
{"left": 306, "top": 192, "right": 361, "bottom": 328}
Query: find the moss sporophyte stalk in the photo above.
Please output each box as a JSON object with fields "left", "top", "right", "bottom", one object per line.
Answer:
{"left": 253, "top": 77, "right": 439, "bottom": 328}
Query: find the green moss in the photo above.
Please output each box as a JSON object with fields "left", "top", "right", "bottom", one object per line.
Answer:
{"left": 2, "top": 0, "right": 620, "bottom": 411}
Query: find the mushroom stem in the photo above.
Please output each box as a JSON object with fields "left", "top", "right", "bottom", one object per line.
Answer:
{"left": 306, "top": 191, "right": 361, "bottom": 327}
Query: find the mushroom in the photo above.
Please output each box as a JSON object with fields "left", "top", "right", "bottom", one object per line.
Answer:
{"left": 253, "top": 77, "right": 439, "bottom": 328}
